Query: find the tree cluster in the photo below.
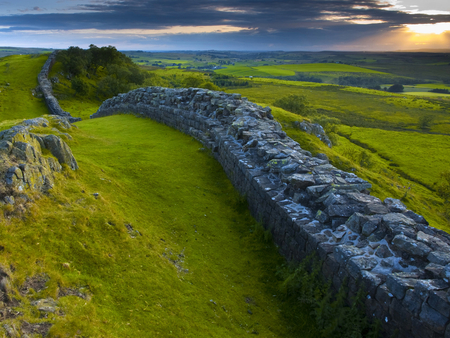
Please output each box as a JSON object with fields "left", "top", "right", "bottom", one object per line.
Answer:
{"left": 57, "top": 44, "right": 148, "bottom": 98}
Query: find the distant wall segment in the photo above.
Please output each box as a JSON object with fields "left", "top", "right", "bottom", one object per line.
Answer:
{"left": 38, "top": 52, "right": 81, "bottom": 123}
{"left": 92, "top": 87, "right": 450, "bottom": 338}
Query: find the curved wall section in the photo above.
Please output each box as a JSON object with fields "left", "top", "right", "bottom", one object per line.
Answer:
{"left": 38, "top": 52, "right": 81, "bottom": 123}
{"left": 92, "top": 86, "right": 450, "bottom": 338}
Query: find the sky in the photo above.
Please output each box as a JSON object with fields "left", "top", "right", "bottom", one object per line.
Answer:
{"left": 0, "top": 0, "right": 449, "bottom": 51}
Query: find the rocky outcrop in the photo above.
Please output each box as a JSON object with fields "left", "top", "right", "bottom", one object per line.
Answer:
{"left": 92, "top": 86, "right": 450, "bottom": 338}
{"left": 294, "top": 120, "right": 332, "bottom": 147}
{"left": 37, "top": 51, "right": 81, "bottom": 123}
{"left": 0, "top": 116, "right": 78, "bottom": 205}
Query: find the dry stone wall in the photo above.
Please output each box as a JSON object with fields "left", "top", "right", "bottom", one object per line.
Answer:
{"left": 37, "top": 51, "right": 81, "bottom": 123}
{"left": 92, "top": 86, "right": 450, "bottom": 338}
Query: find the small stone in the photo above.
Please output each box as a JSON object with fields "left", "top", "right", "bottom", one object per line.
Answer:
{"left": 375, "top": 244, "right": 393, "bottom": 258}
{"left": 428, "top": 251, "right": 450, "bottom": 266}
{"left": 362, "top": 221, "right": 378, "bottom": 237}
{"left": 419, "top": 303, "right": 448, "bottom": 334}
{"left": 392, "top": 234, "right": 431, "bottom": 258}
{"left": 386, "top": 275, "right": 418, "bottom": 299}
{"left": 334, "top": 245, "right": 364, "bottom": 264}
{"left": 384, "top": 198, "right": 407, "bottom": 213}
{"left": 289, "top": 174, "right": 315, "bottom": 189}
{"left": 365, "top": 203, "right": 389, "bottom": 215}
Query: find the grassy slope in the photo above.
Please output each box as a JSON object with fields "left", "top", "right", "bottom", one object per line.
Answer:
{"left": 0, "top": 54, "right": 49, "bottom": 121}
{"left": 338, "top": 126, "right": 450, "bottom": 188}
{"left": 2, "top": 115, "right": 318, "bottom": 337}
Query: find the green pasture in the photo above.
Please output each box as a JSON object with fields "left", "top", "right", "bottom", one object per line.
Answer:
{"left": 0, "top": 54, "right": 49, "bottom": 120}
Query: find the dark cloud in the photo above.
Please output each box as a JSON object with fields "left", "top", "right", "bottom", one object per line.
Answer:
{"left": 0, "top": 0, "right": 449, "bottom": 49}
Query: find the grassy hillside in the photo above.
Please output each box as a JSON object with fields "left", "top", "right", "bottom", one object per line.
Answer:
{"left": 233, "top": 78, "right": 450, "bottom": 134}
{"left": 1, "top": 115, "right": 322, "bottom": 337}
{"left": 0, "top": 54, "right": 49, "bottom": 121}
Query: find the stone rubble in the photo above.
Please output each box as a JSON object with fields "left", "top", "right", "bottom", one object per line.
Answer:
{"left": 92, "top": 86, "right": 450, "bottom": 337}
{"left": 0, "top": 116, "right": 78, "bottom": 205}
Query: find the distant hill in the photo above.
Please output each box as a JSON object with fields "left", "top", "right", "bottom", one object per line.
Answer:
{"left": 0, "top": 46, "right": 55, "bottom": 58}
{"left": 396, "top": 48, "right": 450, "bottom": 53}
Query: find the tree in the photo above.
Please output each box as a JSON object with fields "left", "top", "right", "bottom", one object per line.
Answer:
{"left": 387, "top": 84, "right": 404, "bottom": 92}
{"left": 57, "top": 46, "right": 90, "bottom": 77}
{"left": 183, "top": 76, "right": 204, "bottom": 88}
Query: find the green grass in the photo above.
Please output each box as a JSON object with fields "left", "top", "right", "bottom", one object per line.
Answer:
{"left": 216, "top": 63, "right": 386, "bottom": 78}
{"left": 338, "top": 126, "right": 450, "bottom": 188}
{"left": 0, "top": 54, "right": 49, "bottom": 120}
{"left": 274, "top": 63, "right": 386, "bottom": 74}
{"left": 1, "top": 115, "right": 319, "bottom": 337}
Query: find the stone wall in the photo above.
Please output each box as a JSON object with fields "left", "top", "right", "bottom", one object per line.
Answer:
{"left": 91, "top": 87, "right": 450, "bottom": 338}
{"left": 37, "top": 51, "right": 81, "bottom": 123}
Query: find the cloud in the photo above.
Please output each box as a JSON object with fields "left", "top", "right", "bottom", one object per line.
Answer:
{"left": 0, "top": 0, "right": 449, "bottom": 50}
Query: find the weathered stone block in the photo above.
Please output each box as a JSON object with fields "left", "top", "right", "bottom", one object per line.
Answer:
{"left": 420, "top": 303, "right": 448, "bottom": 334}
{"left": 334, "top": 245, "right": 364, "bottom": 264}
{"left": 392, "top": 234, "right": 432, "bottom": 258}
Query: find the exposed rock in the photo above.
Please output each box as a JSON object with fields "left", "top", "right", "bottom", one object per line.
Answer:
{"left": 43, "top": 134, "right": 78, "bottom": 170}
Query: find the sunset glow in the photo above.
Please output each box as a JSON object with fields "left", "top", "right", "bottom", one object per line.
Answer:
{"left": 405, "top": 22, "right": 450, "bottom": 35}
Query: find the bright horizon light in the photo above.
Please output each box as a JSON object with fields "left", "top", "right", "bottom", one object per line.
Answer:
{"left": 405, "top": 22, "right": 450, "bottom": 34}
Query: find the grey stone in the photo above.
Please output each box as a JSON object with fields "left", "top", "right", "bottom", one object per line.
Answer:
{"left": 384, "top": 198, "right": 407, "bottom": 213}
{"left": 375, "top": 244, "right": 393, "bottom": 258}
{"left": 428, "top": 251, "right": 450, "bottom": 266}
{"left": 403, "top": 210, "right": 428, "bottom": 225}
{"left": 417, "top": 231, "right": 450, "bottom": 251}
{"left": 289, "top": 174, "right": 315, "bottom": 189}
{"left": 280, "top": 163, "right": 298, "bottom": 174}
{"left": 326, "top": 204, "right": 365, "bottom": 218}
{"left": 43, "top": 134, "right": 78, "bottom": 170}
{"left": 419, "top": 303, "right": 448, "bottom": 334}
{"left": 334, "top": 245, "right": 364, "bottom": 264}
{"left": 392, "top": 235, "right": 432, "bottom": 258}
{"left": 347, "top": 256, "right": 378, "bottom": 279}
{"left": 403, "top": 289, "right": 423, "bottom": 317}
{"left": 428, "top": 290, "right": 450, "bottom": 318}
{"left": 386, "top": 275, "right": 418, "bottom": 299}
{"left": 365, "top": 203, "right": 389, "bottom": 215}
{"left": 362, "top": 220, "right": 378, "bottom": 236}
{"left": 345, "top": 212, "right": 367, "bottom": 233}
{"left": 382, "top": 212, "right": 416, "bottom": 228}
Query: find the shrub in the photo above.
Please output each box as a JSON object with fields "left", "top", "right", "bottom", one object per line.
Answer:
{"left": 71, "top": 77, "right": 89, "bottom": 96}
{"left": 273, "top": 94, "right": 316, "bottom": 116}
{"left": 387, "top": 84, "right": 404, "bottom": 92}
{"left": 418, "top": 114, "right": 435, "bottom": 130}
